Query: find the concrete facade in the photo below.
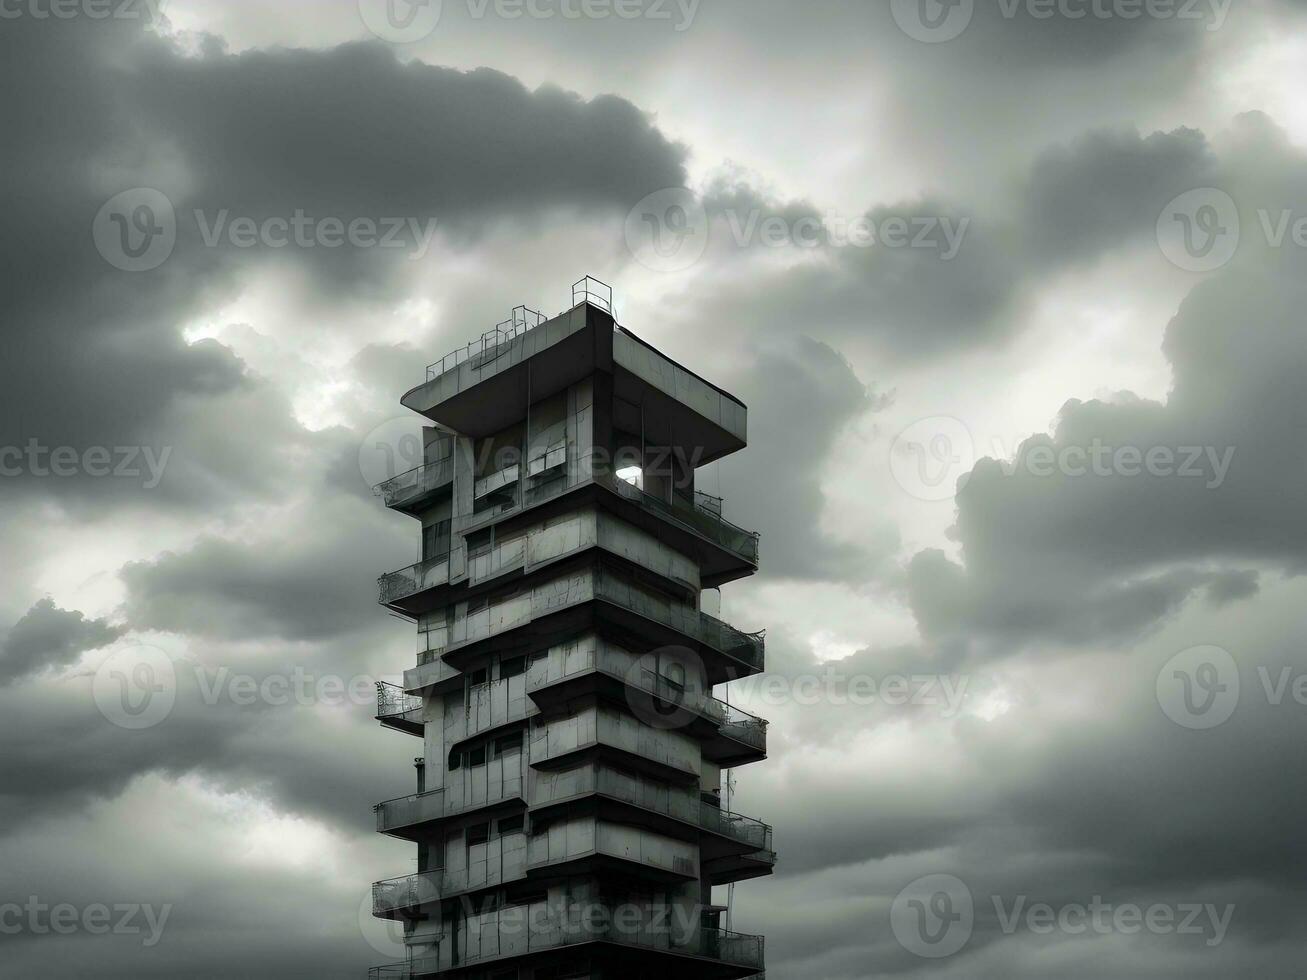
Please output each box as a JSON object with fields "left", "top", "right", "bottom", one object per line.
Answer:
{"left": 370, "top": 289, "right": 771, "bottom": 979}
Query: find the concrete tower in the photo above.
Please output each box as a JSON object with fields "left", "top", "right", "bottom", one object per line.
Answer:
{"left": 369, "top": 279, "right": 771, "bottom": 980}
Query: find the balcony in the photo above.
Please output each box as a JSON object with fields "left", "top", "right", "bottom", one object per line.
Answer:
{"left": 604, "top": 474, "right": 759, "bottom": 573}
{"left": 376, "top": 682, "right": 423, "bottom": 737}
{"left": 699, "top": 694, "right": 768, "bottom": 765}
{"left": 404, "top": 651, "right": 462, "bottom": 694}
{"left": 699, "top": 803, "right": 773, "bottom": 854}
{"left": 372, "top": 871, "right": 444, "bottom": 919}
{"left": 702, "top": 847, "right": 778, "bottom": 886}
{"left": 373, "top": 456, "right": 455, "bottom": 516}
{"left": 378, "top": 555, "right": 450, "bottom": 612}
{"left": 371, "top": 899, "right": 763, "bottom": 977}
{"left": 593, "top": 573, "right": 765, "bottom": 677}
{"left": 376, "top": 783, "right": 525, "bottom": 839}
{"left": 375, "top": 789, "right": 445, "bottom": 836}
{"left": 528, "top": 653, "right": 767, "bottom": 766}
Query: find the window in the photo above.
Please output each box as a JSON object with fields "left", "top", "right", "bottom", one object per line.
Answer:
{"left": 499, "top": 655, "right": 526, "bottom": 679}
{"left": 495, "top": 733, "right": 522, "bottom": 756}
{"left": 467, "top": 746, "right": 487, "bottom": 768}
{"left": 468, "top": 667, "right": 488, "bottom": 687}
{"left": 498, "top": 814, "right": 524, "bottom": 835}
{"left": 422, "top": 519, "right": 452, "bottom": 562}
{"left": 467, "top": 823, "right": 490, "bottom": 846}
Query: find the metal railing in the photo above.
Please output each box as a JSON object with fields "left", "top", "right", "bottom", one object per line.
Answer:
{"left": 369, "top": 906, "right": 761, "bottom": 978}
{"left": 572, "top": 275, "right": 612, "bottom": 313}
{"left": 699, "top": 802, "right": 774, "bottom": 852}
{"left": 372, "top": 871, "right": 444, "bottom": 916}
{"left": 374, "top": 788, "right": 445, "bottom": 834}
{"left": 698, "top": 611, "right": 766, "bottom": 672}
{"left": 450, "top": 902, "right": 762, "bottom": 971}
{"left": 378, "top": 555, "right": 450, "bottom": 605}
{"left": 607, "top": 473, "right": 760, "bottom": 566}
{"left": 376, "top": 682, "right": 422, "bottom": 720}
{"left": 702, "top": 694, "right": 768, "bottom": 751}
{"left": 373, "top": 454, "right": 455, "bottom": 509}
{"left": 425, "top": 305, "right": 546, "bottom": 383}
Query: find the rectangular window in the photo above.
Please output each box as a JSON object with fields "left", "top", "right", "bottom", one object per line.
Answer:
{"left": 497, "top": 814, "right": 524, "bottom": 835}
{"left": 467, "top": 746, "right": 487, "bottom": 768}
{"left": 495, "top": 733, "right": 523, "bottom": 755}
{"left": 499, "top": 655, "right": 526, "bottom": 679}
{"left": 467, "top": 823, "right": 490, "bottom": 846}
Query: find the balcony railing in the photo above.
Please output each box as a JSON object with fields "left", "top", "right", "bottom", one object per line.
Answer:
{"left": 606, "top": 474, "right": 759, "bottom": 567}
{"left": 374, "top": 789, "right": 445, "bottom": 834}
{"left": 376, "top": 682, "right": 422, "bottom": 720}
{"left": 372, "top": 871, "right": 444, "bottom": 916}
{"left": 699, "top": 802, "right": 774, "bottom": 853}
{"left": 590, "top": 573, "right": 765, "bottom": 672}
{"left": 702, "top": 695, "right": 768, "bottom": 751}
{"left": 379, "top": 555, "right": 450, "bottom": 605}
{"left": 698, "top": 612, "right": 766, "bottom": 672}
{"left": 375, "top": 900, "right": 763, "bottom": 975}
{"left": 373, "top": 455, "right": 455, "bottom": 510}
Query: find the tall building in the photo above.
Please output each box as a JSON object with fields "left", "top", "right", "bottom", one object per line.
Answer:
{"left": 369, "top": 279, "right": 772, "bottom": 980}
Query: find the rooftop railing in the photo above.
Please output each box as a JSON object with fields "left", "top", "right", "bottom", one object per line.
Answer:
{"left": 425, "top": 305, "right": 546, "bottom": 383}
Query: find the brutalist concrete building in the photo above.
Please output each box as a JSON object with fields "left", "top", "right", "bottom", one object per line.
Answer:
{"left": 369, "top": 280, "right": 772, "bottom": 980}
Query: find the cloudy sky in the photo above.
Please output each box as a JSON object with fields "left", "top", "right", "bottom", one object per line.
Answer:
{"left": 4, "top": 1, "right": 1307, "bottom": 976}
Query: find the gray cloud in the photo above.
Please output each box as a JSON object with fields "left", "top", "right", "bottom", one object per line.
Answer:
{"left": 0, "top": 599, "right": 125, "bottom": 686}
